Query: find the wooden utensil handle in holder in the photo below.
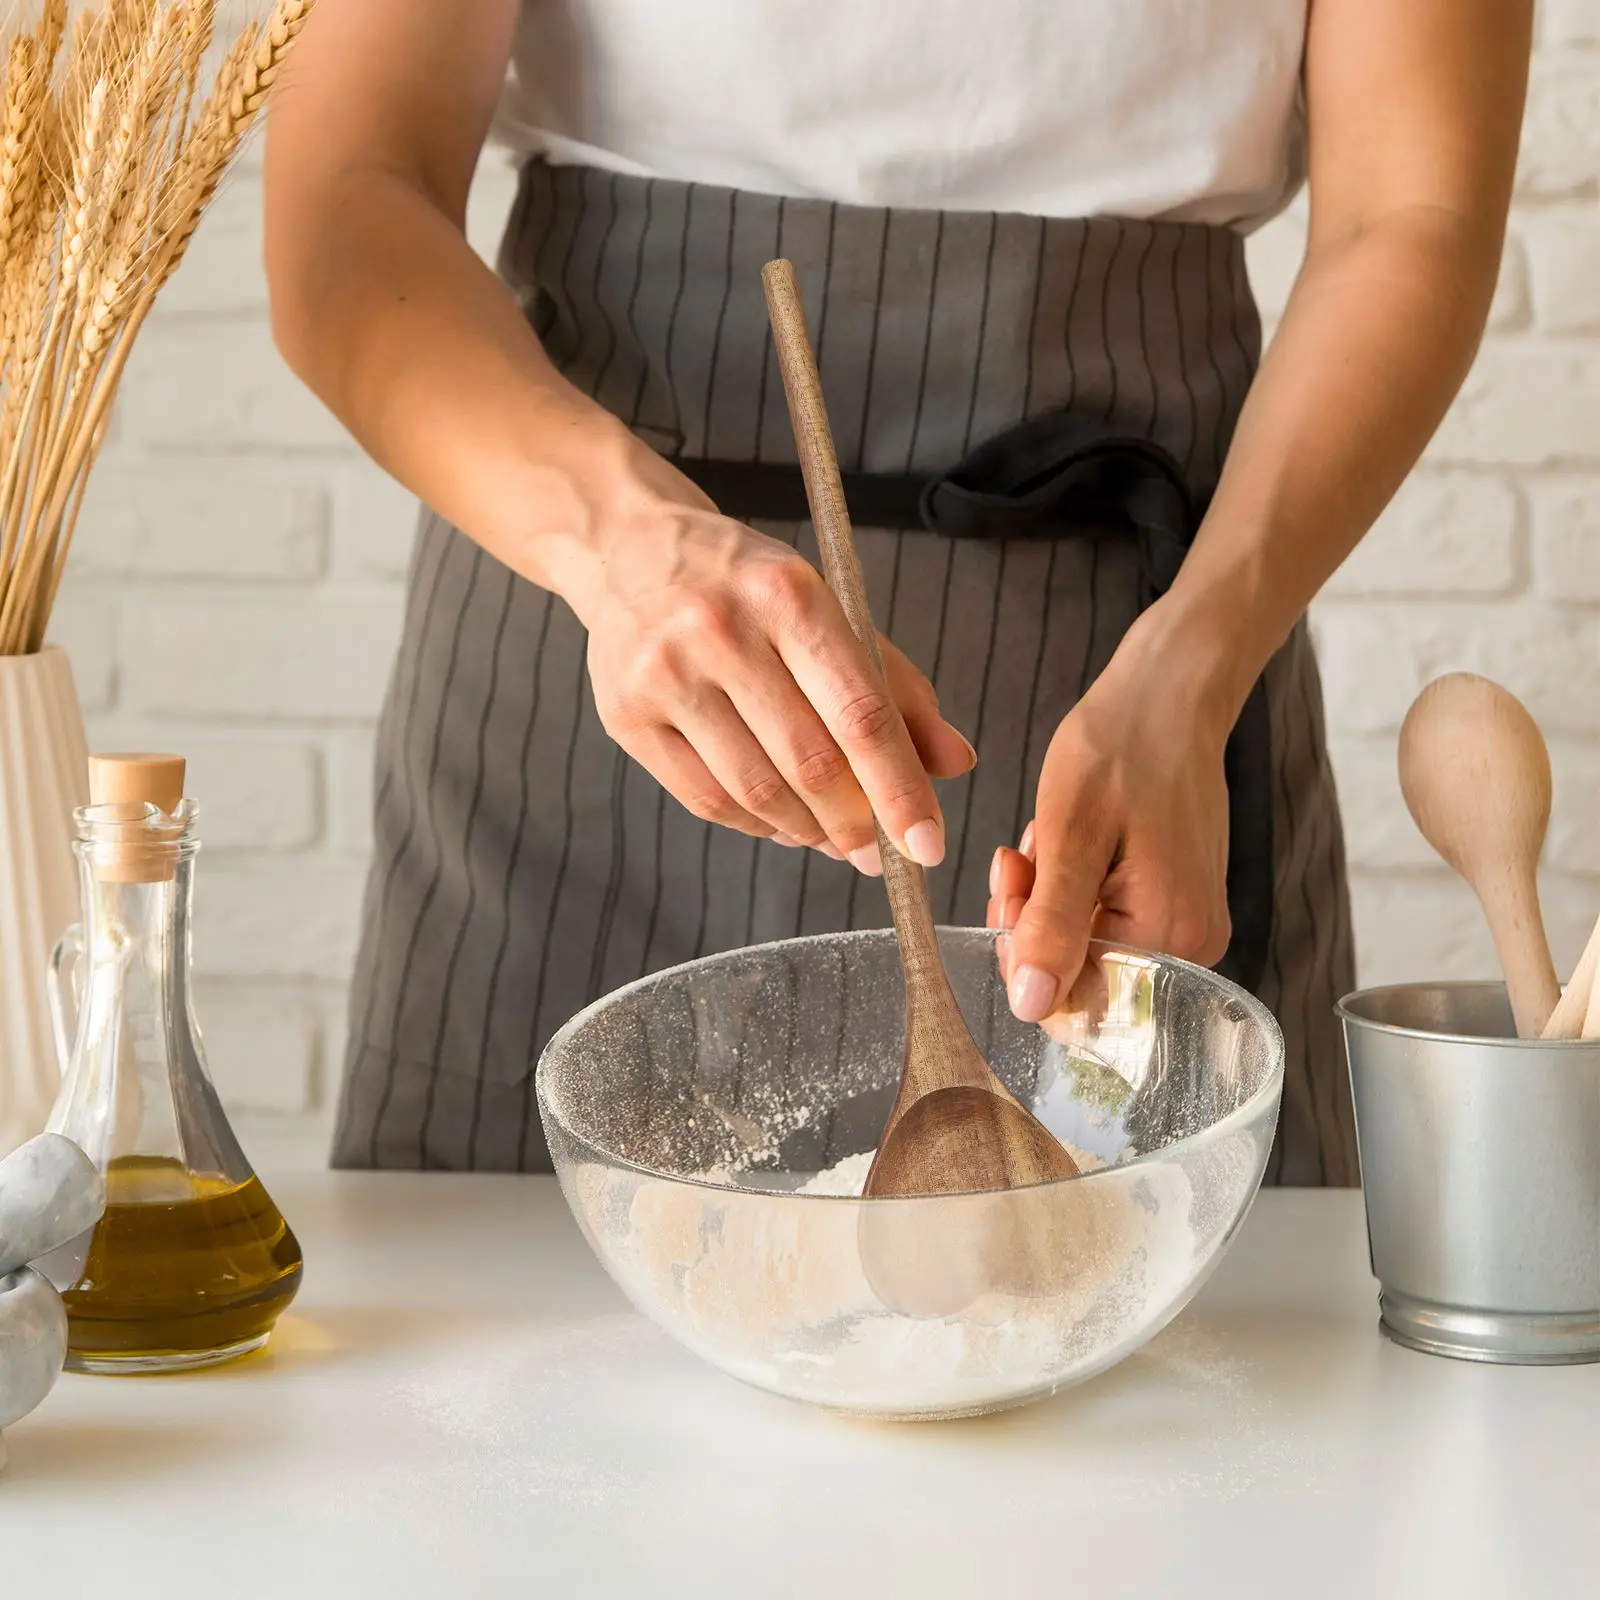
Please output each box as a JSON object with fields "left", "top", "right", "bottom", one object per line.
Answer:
{"left": 1480, "top": 872, "right": 1562, "bottom": 1039}
{"left": 1542, "top": 908, "right": 1600, "bottom": 1039}
{"left": 761, "top": 258, "right": 949, "bottom": 995}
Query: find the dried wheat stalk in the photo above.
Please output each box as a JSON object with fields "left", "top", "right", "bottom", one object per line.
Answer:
{"left": 0, "top": 0, "right": 314, "bottom": 656}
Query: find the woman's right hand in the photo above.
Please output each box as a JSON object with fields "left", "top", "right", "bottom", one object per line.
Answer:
{"left": 265, "top": 1, "right": 967, "bottom": 866}
{"left": 264, "top": 0, "right": 967, "bottom": 867}
{"left": 571, "top": 450, "right": 974, "bottom": 873}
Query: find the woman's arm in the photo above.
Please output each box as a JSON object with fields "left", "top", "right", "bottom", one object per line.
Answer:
{"left": 265, "top": 0, "right": 969, "bottom": 873}
{"left": 994, "top": 0, "right": 1535, "bottom": 1020}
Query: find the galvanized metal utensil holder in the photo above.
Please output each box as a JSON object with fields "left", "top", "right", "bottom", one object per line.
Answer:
{"left": 1340, "top": 982, "right": 1600, "bottom": 1365}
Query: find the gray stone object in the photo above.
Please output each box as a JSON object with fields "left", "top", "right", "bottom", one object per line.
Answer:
{"left": 0, "top": 1134, "right": 105, "bottom": 1468}
{"left": 0, "top": 1266, "right": 69, "bottom": 1431}
{"left": 0, "top": 1132, "right": 106, "bottom": 1278}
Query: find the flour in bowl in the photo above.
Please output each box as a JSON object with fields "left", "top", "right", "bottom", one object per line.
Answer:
{"left": 795, "top": 1150, "right": 877, "bottom": 1196}
{"left": 571, "top": 1135, "right": 1201, "bottom": 1416}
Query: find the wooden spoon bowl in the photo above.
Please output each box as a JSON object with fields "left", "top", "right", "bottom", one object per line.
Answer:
{"left": 858, "top": 1084, "right": 1105, "bottom": 1317}
{"left": 872, "top": 1085, "right": 1074, "bottom": 1194}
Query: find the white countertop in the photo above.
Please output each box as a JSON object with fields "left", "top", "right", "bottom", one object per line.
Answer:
{"left": 4, "top": 1166, "right": 1595, "bottom": 1599}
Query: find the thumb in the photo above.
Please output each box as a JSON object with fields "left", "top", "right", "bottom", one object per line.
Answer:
{"left": 1004, "top": 820, "right": 1115, "bottom": 1023}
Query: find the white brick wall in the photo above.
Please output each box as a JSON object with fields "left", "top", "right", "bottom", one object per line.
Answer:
{"left": 45, "top": 13, "right": 1600, "bottom": 1150}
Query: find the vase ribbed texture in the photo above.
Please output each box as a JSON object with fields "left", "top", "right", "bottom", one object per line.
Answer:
{"left": 0, "top": 647, "right": 88, "bottom": 1160}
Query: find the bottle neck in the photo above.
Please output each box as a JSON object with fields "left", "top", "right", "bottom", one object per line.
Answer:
{"left": 69, "top": 800, "right": 201, "bottom": 1011}
{"left": 75, "top": 847, "right": 196, "bottom": 1001}
{"left": 52, "top": 840, "right": 202, "bottom": 1174}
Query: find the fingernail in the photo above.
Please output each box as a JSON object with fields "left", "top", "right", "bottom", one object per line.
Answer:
{"left": 770, "top": 832, "right": 803, "bottom": 848}
{"left": 848, "top": 842, "right": 883, "bottom": 876}
{"left": 988, "top": 850, "right": 1003, "bottom": 896}
{"left": 954, "top": 729, "right": 977, "bottom": 771}
{"left": 999, "top": 895, "right": 1024, "bottom": 932}
{"left": 817, "top": 841, "right": 845, "bottom": 861}
{"left": 1019, "top": 821, "right": 1035, "bottom": 859}
{"left": 1009, "top": 963, "right": 1058, "bottom": 1023}
{"left": 902, "top": 819, "right": 945, "bottom": 868}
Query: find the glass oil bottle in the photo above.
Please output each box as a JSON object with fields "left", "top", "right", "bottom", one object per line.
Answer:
{"left": 36, "top": 752, "right": 303, "bottom": 1373}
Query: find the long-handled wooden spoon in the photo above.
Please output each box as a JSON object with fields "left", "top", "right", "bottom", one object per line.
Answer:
{"left": 761, "top": 258, "right": 1080, "bottom": 1209}
{"left": 1398, "top": 673, "right": 1560, "bottom": 1038}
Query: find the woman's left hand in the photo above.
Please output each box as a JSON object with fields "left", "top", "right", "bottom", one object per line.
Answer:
{"left": 986, "top": 629, "right": 1236, "bottom": 1024}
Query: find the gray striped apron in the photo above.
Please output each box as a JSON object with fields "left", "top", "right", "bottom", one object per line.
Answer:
{"left": 332, "top": 164, "right": 1359, "bottom": 1186}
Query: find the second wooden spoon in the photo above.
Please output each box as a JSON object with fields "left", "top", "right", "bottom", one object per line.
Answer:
{"left": 1398, "top": 672, "right": 1560, "bottom": 1038}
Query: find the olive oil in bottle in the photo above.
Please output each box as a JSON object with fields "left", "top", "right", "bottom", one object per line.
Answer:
{"left": 41, "top": 754, "right": 303, "bottom": 1373}
{"left": 57, "top": 1157, "right": 302, "bottom": 1369}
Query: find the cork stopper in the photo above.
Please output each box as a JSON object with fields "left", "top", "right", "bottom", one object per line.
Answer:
{"left": 86, "top": 753, "right": 187, "bottom": 884}
{"left": 89, "top": 752, "right": 187, "bottom": 814}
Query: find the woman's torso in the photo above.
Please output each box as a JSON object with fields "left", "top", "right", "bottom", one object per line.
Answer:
{"left": 496, "top": 0, "right": 1308, "bottom": 230}
{"left": 329, "top": 2, "right": 1359, "bottom": 1184}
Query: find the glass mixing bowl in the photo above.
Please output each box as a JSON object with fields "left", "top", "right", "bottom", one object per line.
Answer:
{"left": 538, "top": 930, "right": 1283, "bottom": 1420}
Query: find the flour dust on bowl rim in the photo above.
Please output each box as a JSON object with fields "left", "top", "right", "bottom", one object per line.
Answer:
{"left": 1339, "top": 981, "right": 1600, "bottom": 1366}
{"left": 537, "top": 929, "right": 1284, "bottom": 1419}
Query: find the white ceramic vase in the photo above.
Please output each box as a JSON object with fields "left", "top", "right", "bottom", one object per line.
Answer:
{"left": 0, "top": 647, "right": 88, "bottom": 1161}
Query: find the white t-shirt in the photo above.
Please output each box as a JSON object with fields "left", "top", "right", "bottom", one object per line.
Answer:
{"left": 497, "top": 0, "right": 1307, "bottom": 231}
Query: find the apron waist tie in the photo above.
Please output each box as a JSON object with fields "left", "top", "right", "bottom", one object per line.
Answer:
{"left": 676, "top": 409, "right": 1275, "bottom": 994}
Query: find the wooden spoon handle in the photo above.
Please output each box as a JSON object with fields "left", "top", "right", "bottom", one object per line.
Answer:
{"left": 1583, "top": 963, "right": 1600, "bottom": 1040}
{"left": 761, "top": 259, "right": 949, "bottom": 996}
{"left": 761, "top": 263, "right": 887, "bottom": 676}
{"left": 1542, "top": 909, "right": 1600, "bottom": 1039}
{"left": 1479, "top": 872, "right": 1560, "bottom": 1038}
